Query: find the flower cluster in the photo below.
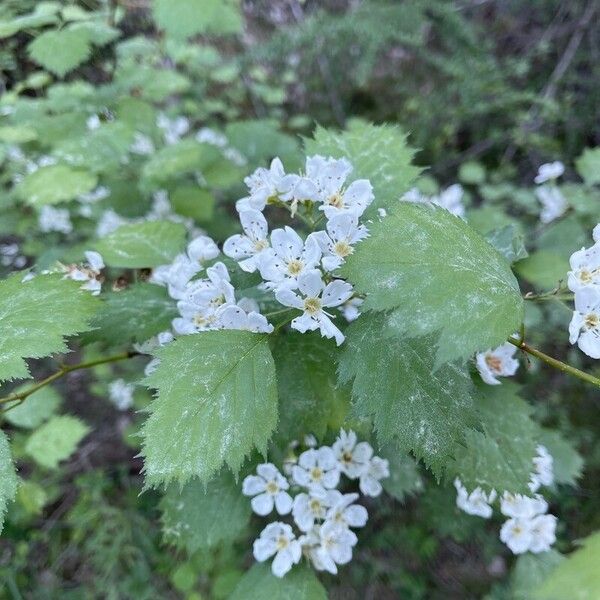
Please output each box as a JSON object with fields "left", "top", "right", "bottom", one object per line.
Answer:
{"left": 60, "top": 250, "right": 105, "bottom": 296}
{"left": 0, "top": 243, "right": 26, "bottom": 270}
{"left": 568, "top": 224, "right": 600, "bottom": 358}
{"left": 242, "top": 430, "right": 389, "bottom": 577}
{"left": 534, "top": 161, "right": 566, "bottom": 224}
{"left": 455, "top": 445, "right": 557, "bottom": 555}
{"left": 475, "top": 342, "right": 519, "bottom": 385}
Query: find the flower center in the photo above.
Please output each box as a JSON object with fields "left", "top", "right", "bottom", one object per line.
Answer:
{"left": 327, "top": 192, "right": 344, "bottom": 208}
{"left": 310, "top": 467, "right": 323, "bottom": 481}
{"left": 485, "top": 354, "right": 503, "bottom": 373}
{"left": 287, "top": 259, "right": 304, "bottom": 276}
{"left": 342, "top": 451, "right": 353, "bottom": 464}
{"left": 254, "top": 239, "right": 268, "bottom": 252}
{"left": 585, "top": 313, "right": 599, "bottom": 329}
{"left": 193, "top": 314, "right": 210, "bottom": 327}
{"left": 304, "top": 297, "right": 322, "bottom": 315}
{"left": 333, "top": 241, "right": 353, "bottom": 257}
{"left": 579, "top": 269, "right": 592, "bottom": 284}
{"left": 266, "top": 481, "right": 279, "bottom": 494}
{"left": 309, "top": 499, "right": 322, "bottom": 512}
{"left": 276, "top": 535, "right": 289, "bottom": 551}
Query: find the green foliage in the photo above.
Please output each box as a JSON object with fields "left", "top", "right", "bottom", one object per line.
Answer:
{"left": 93, "top": 221, "right": 187, "bottom": 268}
{"left": 339, "top": 313, "right": 477, "bottom": 475}
{"left": 4, "top": 385, "right": 60, "bottom": 429}
{"left": 379, "top": 446, "right": 423, "bottom": 502}
{"left": 515, "top": 251, "right": 568, "bottom": 289}
{"left": 342, "top": 203, "right": 524, "bottom": 365}
{"left": 28, "top": 28, "right": 91, "bottom": 77}
{"left": 0, "top": 430, "right": 18, "bottom": 534}
{"left": 25, "top": 415, "right": 90, "bottom": 469}
{"left": 510, "top": 551, "right": 564, "bottom": 600}
{"left": 575, "top": 148, "right": 600, "bottom": 186}
{"left": 538, "top": 429, "right": 583, "bottom": 486}
{"left": 142, "top": 331, "right": 277, "bottom": 487}
{"left": 0, "top": 274, "right": 99, "bottom": 382}
{"left": 485, "top": 225, "right": 528, "bottom": 264}
{"left": 160, "top": 469, "right": 250, "bottom": 553}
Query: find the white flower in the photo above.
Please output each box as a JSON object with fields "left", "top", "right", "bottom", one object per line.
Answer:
{"left": 325, "top": 491, "right": 368, "bottom": 529}
{"left": 292, "top": 489, "right": 332, "bottom": 532}
{"left": 108, "top": 379, "right": 134, "bottom": 411}
{"left": 151, "top": 254, "right": 201, "bottom": 300}
{"left": 454, "top": 479, "right": 496, "bottom": 519}
{"left": 341, "top": 297, "right": 363, "bottom": 322}
{"left": 253, "top": 522, "right": 301, "bottom": 578}
{"left": 63, "top": 251, "right": 104, "bottom": 295}
{"left": 569, "top": 286, "right": 600, "bottom": 358}
{"left": 240, "top": 158, "right": 293, "bottom": 212}
{"left": 217, "top": 304, "right": 273, "bottom": 333}
{"left": 157, "top": 113, "right": 189, "bottom": 145}
{"left": 359, "top": 456, "right": 389, "bottom": 497}
{"left": 258, "top": 227, "right": 321, "bottom": 290}
{"left": 307, "top": 520, "right": 358, "bottom": 574}
{"left": 476, "top": 343, "right": 519, "bottom": 385}
{"left": 223, "top": 210, "right": 270, "bottom": 272}
{"left": 500, "top": 518, "right": 534, "bottom": 554}
{"left": 79, "top": 186, "right": 110, "bottom": 204}
{"left": 130, "top": 132, "right": 155, "bottom": 155}
{"left": 535, "top": 186, "right": 567, "bottom": 224}
{"left": 568, "top": 243, "right": 600, "bottom": 291}
{"left": 243, "top": 463, "right": 293, "bottom": 516}
{"left": 534, "top": 161, "right": 564, "bottom": 184}
{"left": 309, "top": 213, "right": 369, "bottom": 272}
{"left": 275, "top": 270, "right": 353, "bottom": 346}
{"left": 186, "top": 235, "right": 219, "bottom": 265}
{"left": 431, "top": 184, "right": 465, "bottom": 218}
{"left": 86, "top": 114, "right": 101, "bottom": 130}
{"left": 38, "top": 205, "right": 73, "bottom": 234}
{"left": 292, "top": 447, "right": 340, "bottom": 491}
{"left": 196, "top": 127, "right": 228, "bottom": 147}
{"left": 529, "top": 445, "right": 554, "bottom": 492}
{"left": 593, "top": 224, "right": 600, "bottom": 243}
{"left": 528, "top": 514, "right": 557, "bottom": 553}
{"left": 401, "top": 187, "right": 427, "bottom": 203}
{"left": 331, "top": 429, "right": 373, "bottom": 479}
{"left": 96, "top": 209, "right": 127, "bottom": 237}
{"left": 500, "top": 492, "right": 547, "bottom": 519}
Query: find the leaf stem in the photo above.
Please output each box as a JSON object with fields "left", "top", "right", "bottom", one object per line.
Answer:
{"left": 0, "top": 351, "right": 139, "bottom": 408}
{"left": 507, "top": 336, "right": 600, "bottom": 388}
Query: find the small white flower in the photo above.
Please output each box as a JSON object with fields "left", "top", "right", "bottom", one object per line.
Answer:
{"left": 476, "top": 343, "right": 519, "bottom": 385}
{"left": 253, "top": 522, "right": 301, "bottom": 578}
{"left": 325, "top": 491, "right": 368, "bottom": 529}
{"left": 86, "top": 114, "right": 101, "bottom": 130}
{"left": 196, "top": 127, "right": 228, "bottom": 147}
{"left": 569, "top": 286, "right": 600, "bottom": 358}
{"left": 529, "top": 445, "right": 554, "bottom": 492}
{"left": 307, "top": 520, "right": 358, "bottom": 574}
{"left": 292, "top": 447, "right": 340, "bottom": 491}
{"left": 500, "top": 492, "right": 547, "bottom": 519}
{"left": 240, "top": 158, "right": 292, "bottom": 211}
{"left": 223, "top": 210, "right": 270, "bottom": 272}
{"left": 186, "top": 235, "right": 220, "bottom": 265}
{"left": 292, "top": 488, "right": 332, "bottom": 532}
{"left": 528, "top": 514, "right": 557, "bottom": 553}
{"left": 157, "top": 113, "right": 189, "bottom": 145}
{"left": 454, "top": 479, "right": 496, "bottom": 519}
{"left": 130, "top": 132, "right": 155, "bottom": 155}
{"left": 341, "top": 297, "right": 363, "bottom": 322}
{"left": 534, "top": 161, "right": 564, "bottom": 184}
{"left": 304, "top": 434, "right": 318, "bottom": 448}
{"left": 38, "top": 205, "right": 73, "bottom": 234}
{"left": 217, "top": 304, "right": 273, "bottom": 334}
{"left": 535, "top": 186, "right": 567, "bottom": 224}
{"left": 275, "top": 270, "right": 353, "bottom": 346}
{"left": 96, "top": 209, "right": 127, "bottom": 238}
{"left": 79, "top": 186, "right": 110, "bottom": 204}
{"left": 108, "top": 379, "right": 134, "bottom": 411}
{"left": 243, "top": 463, "right": 293, "bottom": 516}
{"left": 151, "top": 254, "right": 201, "bottom": 300}
{"left": 331, "top": 429, "right": 373, "bottom": 479}
{"left": 63, "top": 251, "right": 104, "bottom": 295}
{"left": 430, "top": 184, "right": 465, "bottom": 218}
{"left": 568, "top": 243, "right": 600, "bottom": 291}
{"left": 359, "top": 456, "right": 389, "bottom": 497}
{"left": 500, "top": 518, "right": 534, "bottom": 554}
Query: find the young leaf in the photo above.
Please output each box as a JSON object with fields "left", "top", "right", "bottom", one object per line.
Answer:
{"left": 304, "top": 121, "right": 421, "bottom": 215}
{"left": 0, "top": 274, "right": 100, "bottom": 383}
{"left": 4, "top": 385, "right": 61, "bottom": 429}
{"left": 142, "top": 331, "right": 277, "bottom": 488}
{"left": 28, "top": 28, "right": 91, "bottom": 77}
{"left": 93, "top": 221, "right": 187, "bottom": 268}
{"left": 450, "top": 382, "right": 538, "bottom": 493}
{"left": 160, "top": 469, "right": 251, "bottom": 553}
{"left": 342, "top": 203, "right": 523, "bottom": 365}
{"left": 338, "top": 313, "right": 478, "bottom": 476}
{"left": 25, "top": 415, "right": 90, "bottom": 469}
{"left": 229, "top": 563, "right": 327, "bottom": 600}
{"left": 0, "top": 430, "right": 18, "bottom": 534}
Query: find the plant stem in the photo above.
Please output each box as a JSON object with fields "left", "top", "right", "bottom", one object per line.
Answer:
{"left": 0, "top": 351, "right": 139, "bottom": 407}
{"left": 507, "top": 336, "right": 600, "bottom": 388}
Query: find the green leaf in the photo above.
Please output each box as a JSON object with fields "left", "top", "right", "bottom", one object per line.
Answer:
{"left": 160, "top": 469, "right": 250, "bottom": 553}
{"left": 451, "top": 382, "right": 538, "bottom": 493}
{"left": 142, "top": 140, "right": 204, "bottom": 183}
{"left": 338, "top": 313, "right": 477, "bottom": 475}
{"left": 515, "top": 251, "right": 568, "bottom": 289}
{"left": 142, "top": 331, "right": 277, "bottom": 487}
{"left": 0, "top": 274, "right": 100, "bottom": 383}
{"left": 379, "top": 445, "right": 423, "bottom": 502}
{"left": 25, "top": 415, "right": 90, "bottom": 469}
{"left": 0, "top": 125, "right": 38, "bottom": 144}
{"left": 28, "top": 28, "right": 91, "bottom": 77}
{"left": 93, "top": 221, "right": 187, "bottom": 268}
{"left": 485, "top": 225, "right": 528, "bottom": 264}
{"left": 229, "top": 563, "right": 327, "bottom": 600}
{"left": 511, "top": 551, "right": 564, "bottom": 600}
{"left": 458, "top": 161, "right": 486, "bottom": 185}
{"left": 575, "top": 147, "right": 600, "bottom": 186}
{"left": 152, "top": 0, "right": 242, "bottom": 40}
{"left": 538, "top": 429, "right": 583, "bottom": 486}
{"left": 68, "top": 21, "right": 121, "bottom": 46}
{"left": 274, "top": 332, "right": 349, "bottom": 441}
{"left": 537, "top": 531, "right": 600, "bottom": 600}
{"left": 0, "top": 13, "right": 58, "bottom": 39}
{"left": 305, "top": 121, "right": 421, "bottom": 215}
{"left": 342, "top": 203, "right": 524, "bottom": 365}
{"left": 85, "top": 284, "right": 177, "bottom": 346}
{"left": 4, "top": 385, "right": 61, "bottom": 429}
{"left": 16, "top": 165, "right": 98, "bottom": 206}
{"left": 171, "top": 186, "right": 215, "bottom": 222}
{"left": 0, "top": 430, "right": 18, "bottom": 534}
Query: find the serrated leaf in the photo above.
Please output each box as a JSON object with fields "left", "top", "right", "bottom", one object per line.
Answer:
{"left": 0, "top": 430, "right": 18, "bottom": 534}
{"left": 229, "top": 563, "right": 327, "bottom": 600}
{"left": 451, "top": 382, "right": 538, "bottom": 493}
{"left": 152, "top": 0, "right": 242, "bottom": 40}
{"left": 537, "top": 531, "right": 600, "bottom": 600}
{"left": 68, "top": 21, "right": 121, "bottom": 46}
{"left": 511, "top": 551, "right": 564, "bottom": 600}
{"left": 16, "top": 165, "right": 97, "bottom": 206}
{"left": 342, "top": 203, "right": 524, "bottom": 365}
{"left": 575, "top": 147, "right": 600, "bottom": 186}
{"left": 4, "top": 385, "right": 61, "bottom": 429}
{"left": 274, "top": 332, "right": 350, "bottom": 440}
{"left": 85, "top": 284, "right": 177, "bottom": 346}
{"left": 0, "top": 274, "right": 100, "bottom": 383}
{"left": 160, "top": 469, "right": 250, "bottom": 553}
{"left": 0, "top": 13, "right": 58, "bottom": 39}
{"left": 93, "top": 221, "right": 187, "bottom": 268}
{"left": 338, "top": 313, "right": 477, "bottom": 475}
{"left": 28, "top": 28, "right": 91, "bottom": 77}
{"left": 25, "top": 415, "right": 90, "bottom": 469}
{"left": 142, "top": 331, "right": 277, "bottom": 487}
{"left": 538, "top": 429, "right": 583, "bottom": 486}
{"left": 304, "top": 121, "right": 421, "bottom": 215}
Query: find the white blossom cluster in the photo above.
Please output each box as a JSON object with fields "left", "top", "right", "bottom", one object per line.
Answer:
{"left": 455, "top": 445, "right": 557, "bottom": 555}
{"left": 0, "top": 243, "right": 26, "bottom": 270}
{"left": 568, "top": 224, "right": 600, "bottom": 358}
{"left": 242, "top": 430, "right": 389, "bottom": 577}
{"left": 401, "top": 183, "right": 466, "bottom": 219}
{"left": 534, "top": 161, "right": 567, "bottom": 224}
{"left": 475, "top": 342, "right": 519, "bottom": 385}
{"left": 38, "top": 205, "right": 73, "bottom": 234}
{"left": 60, "top": 250, "right": 105, "bottom": 295}
{"left": 108, "top": 378, "right": 135, "bottom": 410}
